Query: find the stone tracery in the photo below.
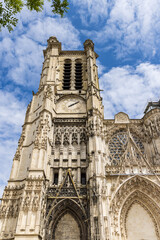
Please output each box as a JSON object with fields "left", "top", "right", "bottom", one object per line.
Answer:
{"left": 108, "top": 130, "right": 144, "bottom": 165}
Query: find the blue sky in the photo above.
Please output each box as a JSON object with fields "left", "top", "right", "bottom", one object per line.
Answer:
{"left": 1, "top": 0, "right": 160, "bottom": 195}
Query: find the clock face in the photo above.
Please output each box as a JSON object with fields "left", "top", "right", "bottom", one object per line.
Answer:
{"left": 56, "top": 96, "right": 86, "bottom": 113}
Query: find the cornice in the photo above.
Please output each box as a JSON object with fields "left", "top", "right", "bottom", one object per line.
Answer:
{"left": 103, "top": 118, "right": 143, "bottom": 126}
{"left": 60, "top": 50, "right": 86, "bottom": 56}
{"left": 53, "top": 118, "right": 86, "bottom": 124}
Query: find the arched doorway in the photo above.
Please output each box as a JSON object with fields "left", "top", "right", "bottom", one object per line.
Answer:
{"left": 126, "top": 202, "right": 158, "bottom": 240}
{"left": 54, "top": 212, "right": 80, "bottom": 240}
{"left": 109, "top": 176, "right": 160, "bottom": 239}
{"left": 120, "top": 191, "right": 160, "bottom": 240}
{"left": 45, "top": 199, "right": 88, "bottom": 240}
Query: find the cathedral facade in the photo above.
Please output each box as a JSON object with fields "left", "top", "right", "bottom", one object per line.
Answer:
{"left": 0, "top": 37, "right": 160, "bottom": 240}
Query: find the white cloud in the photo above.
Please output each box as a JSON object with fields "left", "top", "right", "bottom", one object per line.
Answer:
{"left": 100, "top": 63, "right": 160, "bottom": 119}
{"left": 71, "top": 0, "right": 109, "bottom": 24}
{"left": 107, "top": 0, "right": 160, "bottom": 57}
{"left": 0, "top": 5, "right": 81, "bottom": 88}
{"left": 0, "top": 90, "right": 26, "bottom": 197}
{"left": 79, "top": 0, "right": 160, "bottom": 58}
{"left": 0, "top": 90, "right": 26, "bottom": 131}
{"left": 26, "top": 17, "right": 80, "bottom": 49}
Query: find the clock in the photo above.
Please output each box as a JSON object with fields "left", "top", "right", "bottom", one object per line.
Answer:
{"left": 56, "top": 96, "right": 86, "bottom": 113}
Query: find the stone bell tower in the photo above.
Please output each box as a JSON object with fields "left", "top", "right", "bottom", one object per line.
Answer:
{"left": 1, "top": 37, "right": 160, "bottom": 240}
{"left": 0, "top": 37, "right": 104, "bottom": 240}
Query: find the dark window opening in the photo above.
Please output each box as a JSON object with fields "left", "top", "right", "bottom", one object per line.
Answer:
{"left": 63, "top": 62, "right": 71, "bottom": 90}
{"left": 81, "top": 159, "right": 86, "bottom": 162}
{"left": 81, "top": 172, "right": 86, "bottom": 185}
{"left": 75, "top": 63, "right": 82, "bottom": 90}
{"left": 63, "top": 159, "right": 68, "bottom": 162}
{"left": 54, "top": 159, "right": 59, "bottom": 162}
{"left": 72, "top": 159, "right": 77, "bottom": 162}
{"left": 53, "top": 172, "right": 58, "bottom": 185}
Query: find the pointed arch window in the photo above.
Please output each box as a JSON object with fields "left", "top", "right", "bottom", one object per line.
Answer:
{"left": 75, "top": 59, "right": 83, "bottom": 90}
{"left": 108, "top": 131, "right": 144, "bottom": 165}
{"left": 63, "top": 59, "right": 71, "bottom": 90}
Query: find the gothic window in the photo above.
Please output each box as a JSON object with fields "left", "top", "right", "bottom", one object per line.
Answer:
{"left": 63, "top": 132, "right": 70, "bottom": 145}
{"left": 53, "top": 172, "right": 59, "bottom": 185}
{"left": 63, "top": 59, "right": 71, "bottom": 90}
{"left": 80, "top": 129, "right": 86, "bottom": 144}
{"left": 81, "top": 172, "right": 86, "bottom": 185}
{"left": 55, "top": 129, "right": 61, "bottom": 145}
{"left": 108, "top": 131, "right": 144, "bottom": 165}
{"left": 72, "top": 132, "right": 78, "bottom": 145}
{"left": 75, "top": 59, "right": 83, "bottom": 90}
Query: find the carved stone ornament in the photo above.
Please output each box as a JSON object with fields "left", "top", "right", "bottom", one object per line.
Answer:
{"left": 143, "top": 112, "right": 160, "bottom": 142}
{"left": 43, "top": 85, "right": 53, "bottom": 101}
{"left": 115, "top": 112, "right": 130, "bottom": 124}
{"left": 87, "top": 83, "right": 102, "bottom": 101}
{"left": 22, "top": 193, "right": 31, "bottom": 211}
{"left": 84, "top": 39, "right": 94, "bottom": 51}
{"left": 0, "top": 198, "right": 21, "bottom": 219}
{"left": 34, "top": 113, "right": 50, "bottom": 150}
{"left": 54, "top": 122, "right": 87, "bottom": 147}
{"left": 38, "top": 83, "right": 45, "bottom": 93}
{"left": 87, "top": 116, "right": 104, "bottom": 137}
{"left": 32, "top": 192, "right": 40, "bottom": 211}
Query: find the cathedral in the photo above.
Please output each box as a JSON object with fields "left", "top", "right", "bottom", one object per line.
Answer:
{"left": 0, "top": 37, "right": 160, "bottom": 240}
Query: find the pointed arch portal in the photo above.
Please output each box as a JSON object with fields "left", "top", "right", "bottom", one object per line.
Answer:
{"left": 126, "top": 202, "right": 158, "bottom": 240}
{"left": 110, "top": 176, "right": 160, "bottom": 239}
{"left": 54, "top": 212, "right": 80, "bottom": 240}
{"left": 45, "top": 199, "right": 88, "bottom": 240}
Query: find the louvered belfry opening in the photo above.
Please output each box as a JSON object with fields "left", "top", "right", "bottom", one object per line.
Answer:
{"left": 75, "top": 60, "right": 82, "bottom": 90}
{"left": 63, "top": 59, "right": 71, "bottom": 90}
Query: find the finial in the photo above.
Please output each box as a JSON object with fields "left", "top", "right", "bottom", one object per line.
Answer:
{"left": 84, "top": 39, "right": 94, "bottom": 51}
{"left": 47, "top": 36, "right": 59, "bottom": 44}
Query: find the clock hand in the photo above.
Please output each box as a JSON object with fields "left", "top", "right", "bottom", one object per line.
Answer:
{"left": 68, "top": 101, "right": 79, "bottom": 107}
